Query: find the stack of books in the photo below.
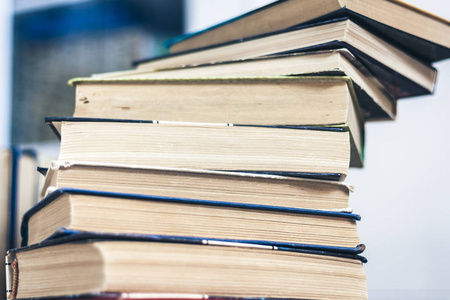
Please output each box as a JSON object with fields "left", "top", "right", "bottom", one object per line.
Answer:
{"left": 6, "top": 1, "right": 449, "bottom": 299}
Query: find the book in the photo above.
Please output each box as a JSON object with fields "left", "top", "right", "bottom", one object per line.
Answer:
{"left": 11, "top": 149, "right": 38, "bottom": 249}
{"left": 22, "top": 188, "right": 362, "bottom": 248}
{"left": 6, "top": 229, "right": 368, "bottom": 300}
{"left": 41, "top": 161, "right": 353, "bottom": 212}
{"left": 46, "top": 118, "right": 355, "bottom": 179}
{"left": 92, "top": 50, "right": 396, "bottom": 120}
{"left": 69, "top": 76, "right": 368, "bottom": 125}
{"left": 0, "top": 148, "right": 38, "bottom": 300}
{"left": 0, "top": 149, "right": 11, "bottom": 300}
{"left": 135, "top": 18, "right": 437, "bottom": 99}
{"left": 166, "top": 0, "right": 450, "bottom": 63}
{"left": 0, "top": 149, "right": 38, "bottom": 249}
{"left": 66, "top": 76, "right": 365, "bottom": 168}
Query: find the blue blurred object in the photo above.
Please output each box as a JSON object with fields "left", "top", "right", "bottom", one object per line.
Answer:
{"left": 16, "top": 0, "right": 183, "bottom": 40}
{"left": 12, "top": 0, "right": 184, "bottom": 144}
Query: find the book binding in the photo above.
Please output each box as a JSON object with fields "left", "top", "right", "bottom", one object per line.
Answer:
{"left": 21, "top": 188, "right": 362, "bottom": 248}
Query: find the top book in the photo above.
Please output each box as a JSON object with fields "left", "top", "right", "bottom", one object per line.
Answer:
{"left": 166, "top": 0, "right": 450, "bottom": 62}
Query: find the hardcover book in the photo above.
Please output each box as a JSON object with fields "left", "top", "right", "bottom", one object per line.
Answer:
{"left": 0, "top": 149, "right": 38, "bottom": 249}
{"left": 166, "top": 0, "right": 450, "bottom": 63}
{"left": 66, "top": 76, "right": 366, "bottom": 168}
{"left": 42, "top": 161, "right": 354, "bottom": 212}
{"left": 135, "top": 19, "right": 437, "bottom": 98}
{"left": 0, "top": 148, "right": 38, "bottom": 300}
{"left": 46, "top": 118, "right": 355, "bottom": 178}
{"left": 92, "top": 50, "right": 396, "bottom": 120}
{"left": 6, "top": 229, "right": 368, "bottom": 300}
{"left": 21, "top": 188, "right": 362, "bottom": 248}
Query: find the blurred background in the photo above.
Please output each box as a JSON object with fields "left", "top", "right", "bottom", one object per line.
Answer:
{"left": 0, "top": 0, "right": 449, "bottom": 299}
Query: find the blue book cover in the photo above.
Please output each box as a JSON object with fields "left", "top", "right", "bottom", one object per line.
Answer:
{"left": 6, "top": 227, "right": 367, "bottom": 300}
{"left": 14, "top": 226, "right": 366, "bottom": 260}
{"left": 21, "top": 188, "right": 364, "bottom": 254}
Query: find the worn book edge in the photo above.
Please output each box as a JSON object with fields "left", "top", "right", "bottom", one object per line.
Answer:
{"left": 23, "top": 188, "right": 362, "bottom": 248}
{"left": 6, "top": 228, "right": 367, "bottom": 299}
{"left": 41, "top": 160, "right": 355, "bottom": 197}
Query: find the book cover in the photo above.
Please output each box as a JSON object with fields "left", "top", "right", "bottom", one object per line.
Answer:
{"left": 136, "top": 18, "right": 437, "bottom": 99}
{"left": 21, "top": 188, "right": 364, "bottom": 252}
{"left": 92, "top": 49, "right": 396, "bottom": 121}
{"left": 6, "top": 228, "right": 367, "bottom": 300}
{"left": 41, "top": 160, "right": 354, "bottom": 212}
{"left": 45, "top": 117, "right": 355, "bottom": 179}
{"left": 165, "top": 2, "right": 450, "bottom": 62}
{"left": 1, "top": 148, "right": 38, "bottom": 300}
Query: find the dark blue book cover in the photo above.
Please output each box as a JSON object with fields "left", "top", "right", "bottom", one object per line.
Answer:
{"left": 6, "top": 226, "right": 367, "bottom": 299}
{"left": 21, "top": 188, "right": 364, "bottom": 253}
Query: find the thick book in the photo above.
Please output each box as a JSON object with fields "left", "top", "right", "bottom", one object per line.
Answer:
{"left": 66, "top": 76, "right": 365, "bottom": 168}
{"left": 46, "top": 118, "right": 355, "bottom": 179}
{"left": 21, "top": 188, "right": 362, "bottom": 248}
{"left": 135, "top": 18, "right": 437, "bottom": 99}
{"left": 166, "top": 0, "right": 450, "bottom": 63}
{"left": 6, "top": 229, "right": 368, "bottom": 300}
{"left": 42, "top": 161, "right": 354, "bottom": 212}
{"left": 92, "top": 50, "right": 396, "bottom": 120}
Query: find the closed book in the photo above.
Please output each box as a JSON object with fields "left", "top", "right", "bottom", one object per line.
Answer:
{"left": 166, "top": 0, "right": 450, "bottom": 63}
{"left": 135, "top": 18, "right": 437, "bottom": 98}
{"left": 6, "top": 229, "right": 368, "bottom": 300}
{"left": 0, "top": 149, "right": 38, "bottom": 249}
{"left": 0, "top": 149, "right": 38, "bottom": 300}
{"left": 92, "top": 50, "right": 396, "bottom": 120}
{"left": 41, "top": 161, "right": 353, "bottom": 212}
{"left": 21, "top": 188, "right": 362, "bottom": 249}
{"left": 46, "top": 118, "right": 355, "bottom": 179}
{"left": 65, "top": 76, "right": 365, "bottom": 168}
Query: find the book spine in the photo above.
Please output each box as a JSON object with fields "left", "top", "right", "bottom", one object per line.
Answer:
{"left": 5, "top": 252, "right": 17, "bottom": 299}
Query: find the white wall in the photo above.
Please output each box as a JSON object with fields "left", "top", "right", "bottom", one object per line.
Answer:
{"left": 350, "top": 59, "right": 450, "bottom": 300}
{"left": 184, "top": 1, "right": 450, "bottom": 299}
{"left": 184, "top": 0, "right": 274, "bottom": 33}
{"left": 348, "top": 1, "right": 450, "bottom": 298}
